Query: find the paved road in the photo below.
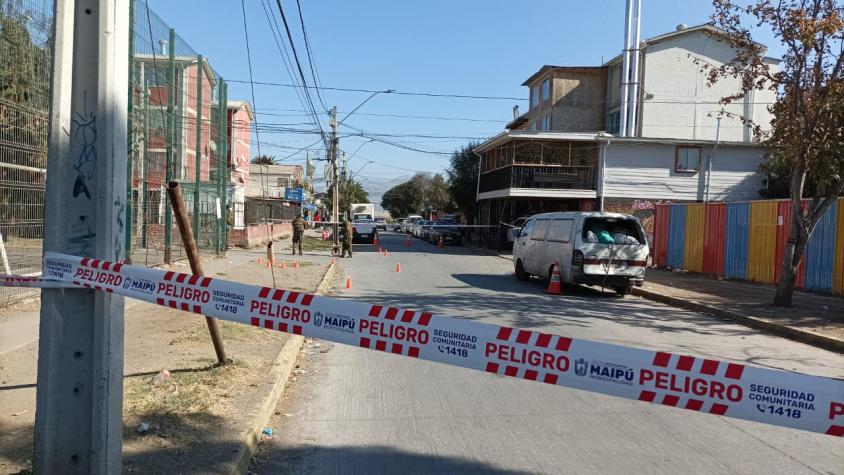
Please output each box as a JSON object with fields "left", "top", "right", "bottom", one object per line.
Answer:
{"left": 255, "top": 232, "right": 843, "bottom": 474}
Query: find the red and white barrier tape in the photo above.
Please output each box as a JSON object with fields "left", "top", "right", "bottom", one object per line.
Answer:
{"left": 7, "top": 252, "right": 843, "bottom": 437}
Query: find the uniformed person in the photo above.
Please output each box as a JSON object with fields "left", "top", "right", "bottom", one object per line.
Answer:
{"left": 225, "top": 205, "right": 234, "bottom": 250}
{"left": 340, "top": 218, "right": 354, "bottom": 258}
{"left": 291, "top": 213, "right": 306, "bottom": 255}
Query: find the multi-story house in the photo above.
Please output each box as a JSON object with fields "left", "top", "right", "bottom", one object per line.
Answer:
{"left": 226, "top": 100, "right": 254, "bottom": 228}
{"left": 475, "top": 24, "right": 779, "bottom": 246}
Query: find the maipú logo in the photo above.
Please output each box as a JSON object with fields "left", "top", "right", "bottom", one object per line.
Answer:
{"left": 122, "top": 277, "right": 156, "bottom": 294}
{"left": 314, "top": 311, "right": 324, "bottom": 327}
{"left": 575, "top": 358, "right": 588, "bottom": 377}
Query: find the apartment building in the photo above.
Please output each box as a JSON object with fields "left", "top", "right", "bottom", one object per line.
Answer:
{"left": 475, "top": 24, "right": 778, "bottom": 246}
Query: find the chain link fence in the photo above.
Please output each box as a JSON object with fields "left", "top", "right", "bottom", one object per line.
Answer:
{"left": 0, "top": 0, "right": 230, "bottom": 305}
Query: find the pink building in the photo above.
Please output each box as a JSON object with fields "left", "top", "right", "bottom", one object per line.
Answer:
{"left": 227, "top": 100, "right": 253, "bottom": 187}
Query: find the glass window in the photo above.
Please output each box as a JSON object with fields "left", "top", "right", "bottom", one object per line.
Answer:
{"left": 530, "top": 219, "right": 550, "bottom": 240}
{"left": 531, "top": 85, "right": 539, "bottom": 108}
{"left": 675, "top": 146, "right": 701, "bottom": 173}
{"left": 542, "top": 78, "right": 551, "bottom": 103}
{"left": 582, "top": 218, "right": 643, "bottom": 245}
{"left": 542, "top": 114, "right": 551, "bottom": 131}
{"left": 547, "top": 219, "right": 573, "bottom": 243}
{"left": 520, "top": 219, "right": 535, "bottom": 237}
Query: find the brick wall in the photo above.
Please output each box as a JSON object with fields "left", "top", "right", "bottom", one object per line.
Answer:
{"left": 230, "top": 222, "right": 292, "bottom": 248}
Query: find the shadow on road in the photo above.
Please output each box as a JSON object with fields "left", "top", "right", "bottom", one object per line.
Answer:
{"left": 251, "top": 444, "right": 531, "bottom": 474}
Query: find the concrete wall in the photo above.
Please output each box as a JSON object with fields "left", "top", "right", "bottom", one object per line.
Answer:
{"left": 603, "top": 142, "right": 764, "bottom": 201}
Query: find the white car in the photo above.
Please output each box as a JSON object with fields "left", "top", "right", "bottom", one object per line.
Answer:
{"left": 352, "top": 219, "right": 378, "bottom": 244}
{"left": 403, "top": 215, "right": 422, "bottom": 234}
{"left": 512, "top": 212, "right": 649, "bottom": 296}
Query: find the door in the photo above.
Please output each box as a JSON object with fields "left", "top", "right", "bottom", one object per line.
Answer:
{"left": 546, "top": 218, "right": 575, "bottom": 282}
{"left": 526, "top": 219, "right": 551, "bottom": 275}
{"left": 514, "top": 219, "right": 535, "bottom": 273}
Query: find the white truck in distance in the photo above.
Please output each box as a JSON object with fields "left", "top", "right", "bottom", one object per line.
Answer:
{"left": 350, "top": 203, "right": 375, "bottom": 221}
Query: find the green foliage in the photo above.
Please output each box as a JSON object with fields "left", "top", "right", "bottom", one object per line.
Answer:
{"left": 251, "top": 155, "right": 277, "bottom": 165}
{"left": 381, "top": 172, "right": 454, "bottom": 218}
{"left": 445, "top": 143, "right": 479, "bottom": 222}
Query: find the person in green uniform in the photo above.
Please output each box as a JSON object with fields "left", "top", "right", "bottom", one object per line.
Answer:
{"left": 340, "top": 218, "right": 354, "bottom": 258}
{"left": 291, "top": 213, "right": 306, "bottom": 255}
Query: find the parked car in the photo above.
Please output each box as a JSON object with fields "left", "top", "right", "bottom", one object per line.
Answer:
{"left": 430, "top": 222, "right": 462, "bottom": 245}
{"left": 393, "top": 218, "right": 406, "bottom": 232}
{"left": 374, "top": 217, "right": 387, "bottom": 231}
{"left": 403, "top": 215, "right": 422, "bottom": 233}
{"left": 412, "top": 220, "right": 429, "bottom": 238}
{"left": 512, "top": 212, "right": 649, "bottom": 296}
{"left": 421, "top": 221, "right": 437, "bottom": 241}
{"left": 352, "top": 219, "right": 378, "bottom": 244}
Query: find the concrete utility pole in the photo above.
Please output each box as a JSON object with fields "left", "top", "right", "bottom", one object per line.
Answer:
{"left": 35, "top": 0, "right": 129, "bottom": 473}
{"left": 329, "top": 106, "right": 339, "bottom": 248}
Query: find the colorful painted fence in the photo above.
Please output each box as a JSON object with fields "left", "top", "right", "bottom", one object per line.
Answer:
{"left": 653, "top": 198, "right": 844, "bottom": 296}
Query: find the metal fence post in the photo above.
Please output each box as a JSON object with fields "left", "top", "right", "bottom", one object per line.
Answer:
{"left": 164, "top": 28, "right": 175, "bottom": 263}
{"left": 220, "top": 80, "right": 228, "bottom": 253}
{"left": 193, "top": 55, "right": 203, "bottom": 244}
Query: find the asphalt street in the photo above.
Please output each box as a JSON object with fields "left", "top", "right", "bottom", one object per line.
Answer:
{"left": 255, "top": 231, "right": 843, "bottom": 474}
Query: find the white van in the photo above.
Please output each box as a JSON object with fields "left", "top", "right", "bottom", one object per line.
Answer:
{"left": 512, "top": 212, "right": 649, "bottom": 296}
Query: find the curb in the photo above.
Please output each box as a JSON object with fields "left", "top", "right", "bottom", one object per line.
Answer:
{"left": 228, "top": 261, "right": 337, "bottom": 475}
{"left": 632, "top": 287, "right": 844, "bottom": 354}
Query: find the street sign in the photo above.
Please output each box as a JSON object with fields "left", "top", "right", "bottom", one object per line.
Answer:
{"left": 285, "top": 187, "right": 303, "bottom": 202}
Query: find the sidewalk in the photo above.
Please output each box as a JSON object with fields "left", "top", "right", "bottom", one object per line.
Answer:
{"left": 0, "top": 248, "right": 334, "bottom": 474}
{"left": 636, "top": 269, "right": 844, "bottom": 353}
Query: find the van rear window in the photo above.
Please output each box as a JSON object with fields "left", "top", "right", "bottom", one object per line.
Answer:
{"left": 582, "top": 218, "right": 643, "bottom": 245}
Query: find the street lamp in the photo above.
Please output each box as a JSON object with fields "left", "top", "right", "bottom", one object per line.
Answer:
{"left": 340, "top": 89, "right": 395, "bottom": 125}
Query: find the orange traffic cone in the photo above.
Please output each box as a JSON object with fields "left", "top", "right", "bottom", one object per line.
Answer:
{"left": 265, "top": 261, "right": 271, "bottom": 269}
{"left": 281, "top": 260, "right": 287, "bottom": 269}
{"left": 331, "top": 257, "right": 336, "bottom": 265}
{"left": 395, "top": 262, "right": 401, "bottom": 273}
{"left": 384, "top": 250, "right": 389, "bottom": 257}
{"left": 546, "top": 262, "right": 563, "bottom": 295}
{"left": 295, "top": 260, "right": 300, "bottom": 269}
{"left": 257, "top": 256, "right": 262, "bottom": 264}
{"left": 373, "top": 235, "right": 379, "bottom": 246}
{"left": 345, "top": 276, "right": 352, "bottom": 289}
{"left": 405, "top": 237, "right": 411, "bottom": 248}
{"left": 437, "top": 236, "right": 444, "bottom": 248}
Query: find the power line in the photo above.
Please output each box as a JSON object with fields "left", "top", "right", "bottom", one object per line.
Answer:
{"left": 254, "top": 108, "right": 510, "bottom": 124}
{"left": 294, "top": 0, "right": 328, "bottom": 111}
{"left": 227, "top": 79, "right": 528, "bottom": 101}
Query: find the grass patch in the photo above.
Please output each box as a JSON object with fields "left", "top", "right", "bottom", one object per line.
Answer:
{"left": 300, "top": 235, "right": 334, "bottom": 251}
{"left": 170, "top": 320, "right": 269, "bottom": 345}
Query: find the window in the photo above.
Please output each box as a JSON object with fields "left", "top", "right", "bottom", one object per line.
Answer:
{"left": 530, "top": 121, "right": 537, "bottom": 131}
{"left": 531, "top": 85, "right": 539, "bottom": 108}
{"left": 582, "top": 217, "right": 644, "bottom": 245}
{"left": 547, "top": 219, "right": 573, "bottom": 243}
{"left": 607, "top": 111, "right": 620, "bottom": 134}
{"left": 675, "top": 146, "right": 702, "bottom": 173}
{"left": 541, "top": 114, "right": 551, "bottom": 131}
{"left": 519, "top": 219, "right": 535, "bottom": 237}
{"left": 542, "top": 77, "right": 551, "bottom": 103}
{"left": 530, "top": 219, "right": 550, "bottom": 240}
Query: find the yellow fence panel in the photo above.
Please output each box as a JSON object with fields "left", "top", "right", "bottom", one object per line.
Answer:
{"left": 684, "top": 204, "right": 705, "bottom": 273}
{"left": 834, "top": 198, "right": 844, "bottom": 296}
{"left": 747, "top": 201, "right": 778, "bottom": 284}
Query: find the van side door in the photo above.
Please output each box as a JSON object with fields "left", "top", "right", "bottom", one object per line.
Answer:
{"left": 546, "top": 219, "right": 575, "bottom": 282}
{"left": 526, "top": 219, "right": 551, "bottom": 275}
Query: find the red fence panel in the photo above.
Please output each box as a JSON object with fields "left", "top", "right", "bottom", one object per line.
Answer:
{"left": 703, "top": 203, "right": 726, "bottom": 275}
{"left": 653, "top": 204, "right": 669, "bottom": 267}
{"left": 775, "top": 201, "right": 806, "bottom": 288}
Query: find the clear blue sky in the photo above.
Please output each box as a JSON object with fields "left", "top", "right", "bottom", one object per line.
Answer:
{"left": 145, "top": 0, "right": 782, "bottom": 201}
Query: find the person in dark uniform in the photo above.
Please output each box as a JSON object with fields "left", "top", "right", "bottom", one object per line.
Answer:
{"left": 291, "top": 214, "right": 305, "bottom": 255}
{"left": 340, "top": 218, "right": 353, "bottom": 258}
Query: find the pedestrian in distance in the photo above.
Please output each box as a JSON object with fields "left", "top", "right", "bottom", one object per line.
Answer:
{"left": 340, "top": 217, "right": 354, "bottom": 258}
{"left": 225, "top": 204, "right": 234, "bottom": 250}
{"left": 292, "top": 213, "right": 306, "bottom": 255}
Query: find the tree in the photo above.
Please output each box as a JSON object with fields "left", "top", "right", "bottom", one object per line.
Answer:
{"left": 328, "top": 178, "right": 369, "bottom": 219}
{"left": 251, "top": 155, "right": 277, "bottom": 165}
{"left": 702, "top": 0, "right": 844, "bottom": 306}
{"left": 446, "top": 143, "right": 480, "bottom": 223}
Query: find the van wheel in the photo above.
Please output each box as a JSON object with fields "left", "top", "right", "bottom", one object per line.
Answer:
{"left": 514, "top": 260, "right": 529, "bottom": 281}
{"left": 615, "top": 284, "right": 633, "bottom": 297}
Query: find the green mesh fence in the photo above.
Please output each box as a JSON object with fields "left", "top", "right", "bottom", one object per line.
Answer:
{"left": 129, "top": 0, "right": 229, "bottom": 266}
{"left": 0, "top": 0, "right": 51, "bottom": 304}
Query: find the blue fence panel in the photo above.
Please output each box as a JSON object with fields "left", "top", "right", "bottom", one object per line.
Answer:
{"left": 805, "top": 201, "right": 837, "bottom": 292}
{"left": 724, "top": 203, "right": 749, "bottom": 279}
{"left": 667, "top": 205, "right": 686, "bottom": 268}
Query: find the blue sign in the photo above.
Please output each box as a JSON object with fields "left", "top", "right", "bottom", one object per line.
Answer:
{"left": 284, "top": 188, "right": 303, "bottom": 202}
